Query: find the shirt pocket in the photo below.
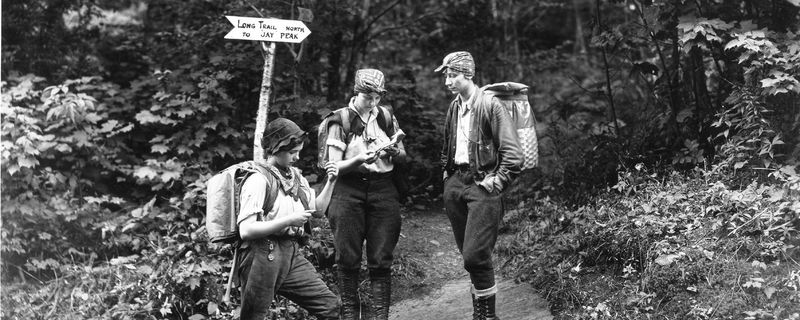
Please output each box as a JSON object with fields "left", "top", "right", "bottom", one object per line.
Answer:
{"left": 477, "top": 142, "right": 496, "bottom": 166}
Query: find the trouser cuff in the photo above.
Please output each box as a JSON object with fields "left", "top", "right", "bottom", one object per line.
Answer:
{"left": 471, "top": 284, "right": 498, "bottom": 297}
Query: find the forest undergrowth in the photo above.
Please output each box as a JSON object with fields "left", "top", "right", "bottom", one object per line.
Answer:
{"left": 498, "top": 167, "right": 800, "bottom": 319}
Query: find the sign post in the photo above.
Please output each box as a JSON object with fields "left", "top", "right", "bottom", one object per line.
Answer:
{"left": 224, "top": 16, "right": 311, "bottom": 161}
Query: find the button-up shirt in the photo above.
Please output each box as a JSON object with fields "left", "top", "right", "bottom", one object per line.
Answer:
{"left": 454, "top": 87, "right": 477, "bottom": 165}
{"left": 237, "top": 172, "right": 315, "bottom": 236}
{"left": 326, "top": 98, "right": 403, "bottom": 173}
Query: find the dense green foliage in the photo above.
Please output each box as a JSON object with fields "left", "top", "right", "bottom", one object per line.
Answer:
{"left": 500, "top": 167, "right": 800, "bottom": 319}
{"left": 2, "top": 0, "right": 798, "bottom": 319}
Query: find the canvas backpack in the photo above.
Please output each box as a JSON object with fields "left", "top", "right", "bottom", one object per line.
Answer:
{"left": 316, "top": 106, "right": 410, "bottom": 201}
{"left": 205, "top": 160, "right": 312, "bottom": 303}
{"left": 481, "top": 82, "right": 539, "bottom": 170}
{"left": 205, "top": 160, "right": 279, "bottom": 244}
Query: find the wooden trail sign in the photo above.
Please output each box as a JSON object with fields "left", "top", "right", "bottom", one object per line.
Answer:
{"left": 224, "top": 16, "right": 310, "bottom": 43}
{"left": 223, "top": 15, "right": 311, "bottom": 161}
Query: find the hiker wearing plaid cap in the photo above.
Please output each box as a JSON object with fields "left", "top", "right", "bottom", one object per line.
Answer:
{"left": 436, "top": 51, "right": 523, "bottom": 320}
{"left": 324, "top": 68, "right": 407, "bottom": 320}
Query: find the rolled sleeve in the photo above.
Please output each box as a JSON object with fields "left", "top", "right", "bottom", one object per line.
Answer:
{"left": 237, "top": 174, "right": 268, "bottom": 225}
{"left": 326, "top": 123, "right": 347, "bottom": 151}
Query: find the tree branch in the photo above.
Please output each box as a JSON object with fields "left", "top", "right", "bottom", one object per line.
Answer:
{"left": 366, "top": 11, "right": 440, "bottom": 42}
{"left": 358, "top": 0, "right": 403, "bottom": 40}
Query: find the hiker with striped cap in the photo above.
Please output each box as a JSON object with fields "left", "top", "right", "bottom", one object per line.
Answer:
{"left": 436, "top": 51, "right": 523, "bottom": 320}
{"left": 324, "top": 68, "right": 407, "bottom": 320}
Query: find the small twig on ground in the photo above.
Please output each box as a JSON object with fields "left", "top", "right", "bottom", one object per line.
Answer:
{"left": 45, "top": 286, "right": 63, "bottom": 318}
{"left": 726, "top": 208, "right": 768, "bottom": 237}
{"left": 15, "top": 264, "right": 45, "bottom": 285}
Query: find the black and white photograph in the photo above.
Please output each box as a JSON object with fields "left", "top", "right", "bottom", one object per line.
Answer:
{"left": 2, "top": 0, "right": 799, "bottom": 319}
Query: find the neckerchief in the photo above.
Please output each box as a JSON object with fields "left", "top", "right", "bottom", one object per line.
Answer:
{"left": 348, "top": 98, "right": 380, "bottom": 137}
{"left": 269, "top": 165, "right": 302, "bottom": 201}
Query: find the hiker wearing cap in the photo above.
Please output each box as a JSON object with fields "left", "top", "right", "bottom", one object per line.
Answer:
{"left": 237, "top": 118, "right": 341, "bottom": 320}
{"left": 436, "top": 52, "right": 523, "bottom": 320}
{"left": 325, "top": 68, "right": 407, "bottom": 320}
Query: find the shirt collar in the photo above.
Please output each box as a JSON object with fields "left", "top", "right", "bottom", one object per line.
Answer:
{"left": 348, "top": 97, "right": 379, "bottom": 123}
{"left": 457, "top": 85, "right": 477, "bottom": 116}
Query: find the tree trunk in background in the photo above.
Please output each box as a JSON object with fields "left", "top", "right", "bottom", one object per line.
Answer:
{"left": 254, "top": 42, "right": 276, "bottom": 161}
{"left": 496, "top": 0, "right": 507, "bottom": 81}
{"left": 689, "top": 47, "right": 711, "bottom": 129}
{"left": 665, "top": 0, "right": 682, "bottom": 140}
{"left": 594, "top": 0, "right": 619, "bottom": 136}
{"left": 573, "top": 0, "right": 587, "bottom": 60}
{"left": 344, "top": 0, "right": 372, "bottom": 97}
{"left": 691, "top": 46, "right": 720, "bottom": 159}
{"left": 327, "top": 31, "right": 344, "bottom": 102}
{"left": 505, "top": 0, "right": 524, "bottom": 81}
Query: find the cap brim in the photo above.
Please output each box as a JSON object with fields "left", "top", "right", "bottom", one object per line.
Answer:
{"left": 355, "top": 86, "right": 387, "bottom": 94}
{"left": 434, "top": 64, "right": 447, "bottom": 73}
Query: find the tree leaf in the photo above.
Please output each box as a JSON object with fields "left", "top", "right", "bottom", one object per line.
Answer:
{"left": 152, "top": 144, "right": 169, "bottom": 154}
{"left": 71, "top": 130, "right": 91, "bottom": 147}
{"left": 655, "top": 254, "right": 680, "bottom": 266}
{"left": 768, "top": 189, "right": 785, "bottom": 202}
{"left": 176, "top": 108, "right": 194, "bottom": 118}
{"left": 188, "top": 277, "right": 201, "bottom": 291}
{"left": 55, "top": 144, "right": 73, "bottom": 153}
{"left": 161, "top": 170, "right": 182, "bottom": 183}
{"left": 137, "top": 265, "right": 153, "bottom": 275}
{"left": 136, "top": 110, "right": 175, "bottom": 125}
{"left": 17, "top": 156, "right": 38, "bottom": 168}
{"left": 764, "top": 286, "right": 777, "bottom": 299}
{"left": 84, "top": 112, "right": 102, "bottom": 123}
{"left": 99, "top": 120, "right": 118, "bottom": 133}
{"left": 207, "top": 301, "right": 219, "bottom": 314}
{"left": 134, "top": 166, "right": 159, "bottom": 180}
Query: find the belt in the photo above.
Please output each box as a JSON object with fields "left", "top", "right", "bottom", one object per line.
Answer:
{"left": 453, "top": 164, "right": 471, "bottom": 173}
{"left": 342, "top": 171, "right": 393, "bottom": 181}
{"left": 244, "top": 234, "right": 300, "bottom": 247}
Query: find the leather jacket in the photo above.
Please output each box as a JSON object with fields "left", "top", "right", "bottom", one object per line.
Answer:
{"left": 441, "top": 86, "right": 523, "bottom": 192}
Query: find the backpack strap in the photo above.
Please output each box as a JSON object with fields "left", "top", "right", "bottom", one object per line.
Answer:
{"left": 242, "top": 161, "right": 281, "bottom": 222}
{"left": 327, "top": 107, "right": 355, "bottom": 144}
{"left": 336, "top": 105, "right": 395, "bottom": 143}
{"left": 339, "top": 108, "right": 352, "bottom": 139}
{"left": 376, "top": 106, "right": 396, "bottom": 136}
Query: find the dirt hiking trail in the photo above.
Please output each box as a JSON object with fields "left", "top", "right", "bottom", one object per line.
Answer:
{"left": 389, "top": 205, "right": 553, "bottom": 320}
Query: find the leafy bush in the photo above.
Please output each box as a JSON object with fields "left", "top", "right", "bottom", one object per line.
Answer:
{"left": 1, "top": 74, "right": 136, "bottom": 278}
{"left": 497, "top": 166, "right": 800, "bottom": 319}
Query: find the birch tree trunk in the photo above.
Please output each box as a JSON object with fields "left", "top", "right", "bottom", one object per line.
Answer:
{"left": 254, "top": 42, "right": 276, "bottom": 161}
{"left": 573, "top": 0, "right": 587, "bottom": 59}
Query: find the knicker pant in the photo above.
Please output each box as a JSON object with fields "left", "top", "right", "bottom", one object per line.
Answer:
{"left": 237, "top": 239, "right": 340, "bottom": 320}
{"left": 328, "top": 175, "right": 401, "bottom": 274}
{"left": 443, "top": 170, "right": 504, "bottom": 290}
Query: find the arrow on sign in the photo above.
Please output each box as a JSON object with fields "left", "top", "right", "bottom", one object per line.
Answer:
{"left": 224, "top": 16, "right": 310, "bottom": 43}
